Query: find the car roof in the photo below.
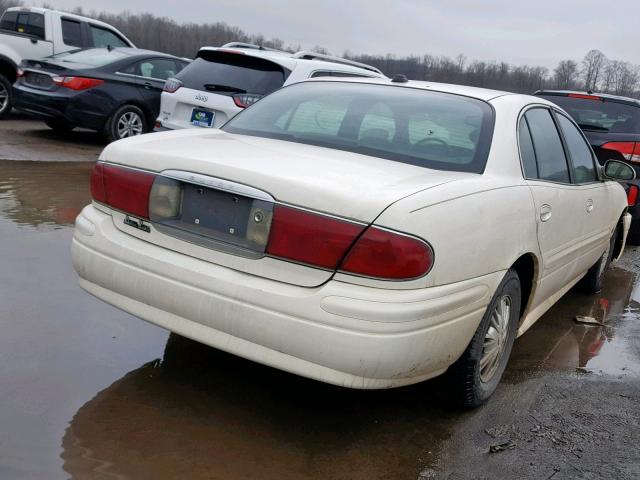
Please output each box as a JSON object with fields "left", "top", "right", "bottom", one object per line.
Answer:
{"left": 301, "top": 76, "right": 516, "bottom": 102}
{"left": 198, "top": 45, "right": 384, "bottom": 76}
{"left": 535, "top": 89, "right": 640, "bottom": 107}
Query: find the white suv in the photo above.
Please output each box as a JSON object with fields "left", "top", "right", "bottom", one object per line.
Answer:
{"left": 155, "top": 42, "right": 385, "bottom": 131}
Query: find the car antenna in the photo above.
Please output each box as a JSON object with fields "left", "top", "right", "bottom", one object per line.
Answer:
{"left": 107, "top": 44, "right": 113, "bottom": 52}
{"left": 391, "top": 74, "right": 409, "bottom": 83}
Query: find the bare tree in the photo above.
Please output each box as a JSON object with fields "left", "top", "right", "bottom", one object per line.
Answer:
{"left": 0, "top": 0, "right": 22, "bottom": 12}
{"left": 602, "top": 60, "right": 640, "bottom": 97}
{"left": 553, "top": 60, "right": 580, "bottom": 89}
{"left": 582, "top": 49, "right": 606, "bottom": 91}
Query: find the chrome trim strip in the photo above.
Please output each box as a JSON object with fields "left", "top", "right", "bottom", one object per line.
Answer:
{"left": 160, "top": 170, "right": 275, "bottom": 202}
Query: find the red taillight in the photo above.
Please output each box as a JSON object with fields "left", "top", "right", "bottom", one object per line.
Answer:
{"left": 266, "top": 205, "right": 433, "bottom": 280}
{"left": 266, "top": 205, "right": 365, "bottom": 269}
{"left": 90, "top": 163, "right": 155, "bottom": 218}
{"left": 90, "top": 163, "right": 106, "bottom": 203}
{"left": 340, "top": 227, "right": 433, "bottom": 280}
{"left": 163, "top": 78, "right": 182, "bottom": 93}
{"left": 54, "top": 76, "right": 104, "bottom": 91}
{"left": 233, "top": 93, "right": 263, "bottom": 108}
{"left": 628, "top": 185, "right": 639, "bottom": 206}
{"left": 568, "top": 93, "right": 602, "bottom": 101}
{"left": 601, "top": 142, "right": 640, "bottom": 163}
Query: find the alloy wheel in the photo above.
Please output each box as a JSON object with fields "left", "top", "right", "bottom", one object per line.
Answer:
{"left": 0, "top": 82, "right": 8, "bottom": 113}
{"left": 480, "top": 295, "right": 512, "bottom": 383}
{"left": 117, "top": 111, "right": 144, "bottom": 139}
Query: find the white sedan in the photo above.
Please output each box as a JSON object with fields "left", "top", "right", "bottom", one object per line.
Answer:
{"left": 72, "top": 77, "right": 634, "bottom": 406}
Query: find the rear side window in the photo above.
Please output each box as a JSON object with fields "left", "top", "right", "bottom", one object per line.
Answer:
{"left": 0, "top": 12, "right": 18, "bottom": 30}
{"left": 537, "top": 94, "right": 640, "bottom": 134}
{"left": 524, "top": 108, "right": 570, "bottom": 183}
{"left": 89, "top": 25, "right": 128, "bottom": 48}
{"left": 177, "top": 51, "right": 288, "bottom": 96}
{"left": 518, "top": 117, "right": 539, "bottom": 179}
{"left": 125, "top": 58, "right": 181, "bottom": 80}
{"left": 2, "top": 12, "right": 44, "bottom": 39}
{"left": 556, "top": 114, "right": 598, "bottom": 183}
{"left": 61, "top": 19, "right": 83, "bottom": 47}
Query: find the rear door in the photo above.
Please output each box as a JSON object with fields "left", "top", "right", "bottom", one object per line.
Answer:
{"left": 124, "top": 58, "right": 184, "bottom": 118}
{"left": 520, "top": 107, "right": 586, "bottom": 301}
{"left": 553, "top": 111, "right": 612, "bottom": 274}
{"left": 0, "top": 11, "right": 52, "bottom": 58}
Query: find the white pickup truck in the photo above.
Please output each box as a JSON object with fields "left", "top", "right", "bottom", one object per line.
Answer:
{"left": 0, "top": 6, "right": 134, "bottom": 118}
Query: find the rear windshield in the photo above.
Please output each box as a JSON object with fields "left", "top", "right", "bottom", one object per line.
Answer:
{"left": 223, "top": 82, "right": 495, "bottom": 173}
{"left": 537, "top": 94, "right": 640, "bottom": 134}
{"left": 52, "top": 49, "right": 130, "bottom": 67}
{"left": 176, "top": 51, "right": 288, "bottom": 96}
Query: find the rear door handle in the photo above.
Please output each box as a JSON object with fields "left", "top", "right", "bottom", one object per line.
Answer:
{"left": 586, "top": 199, "right": 594, "bottom": 213}
{"left": 540, "top": 204, "right": 552, "bottom": 222}
{"left": 143, "top": 82, "right": 153, "bottom": 90}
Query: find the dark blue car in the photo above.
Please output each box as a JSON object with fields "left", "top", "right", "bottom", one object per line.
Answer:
{"left": 13, "top": 48, "right": 189, "bottom": 142}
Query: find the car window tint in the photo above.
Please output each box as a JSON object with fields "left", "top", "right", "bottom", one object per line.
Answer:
{"left": 556, "top": 113, "right": 598, "bottom": 183}
{"left": 176, "top": 51, "right": 287, "bottom": 96}
{"left": 536, "top": 94, "right": 640, "bottom": 134}
{"left": 89, "top": 25, "right": 128, "bottom": 48}
{"left": 223, "top": 82, "right": 495, "bottom": 173}
{"left": 61, "top": 19, "right": 83, "bottom": 47}
{"left": 524, "top": 108, "right": 570, "bottom": 183}
{"left": 519, "top": 116, "right": 539, "bottom": 179}
{"left": 138, "top": 59, "right": 178, "bottom": 80}
{"left": 9, "top": 12, "right": 45, "bottom": 39}
{"left": 0, "top": 11, "right": 18, "bottom": 31}
{"left": 358, "top": 103, "right": 396, "bottom": 148}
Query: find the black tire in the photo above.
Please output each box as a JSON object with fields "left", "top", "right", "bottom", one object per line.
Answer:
{"left": 580, "top": 224, "right": 618, "bottom": 294}
{"left": 104, "top": 104, "right": 148, "bottom": 143}
{"left": 441, "top": 269, "right": 521, "bottom": 407}
{"left": 45, "top": 118, "right": 75, "bottom": 133}
{"left": 0, "top": 74, "right": 12, "bottom": 120}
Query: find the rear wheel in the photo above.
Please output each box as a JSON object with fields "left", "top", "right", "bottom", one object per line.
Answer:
{"left": 581, "top": 224, "right": 617, "bottom": 294}
{"left": 441, "top": 269, "right": 521, "bottom": 407}
{"left": 0, "top": 74, "right": 12, "bottom": 120}
{"left": 104, "top": 105, "right": 148, "bottom": 142}
{"left": 45, "top": 118, "right": 75, "bottom": 133}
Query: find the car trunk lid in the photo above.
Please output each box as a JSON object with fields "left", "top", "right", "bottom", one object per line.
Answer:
{"left": 99, "top": 129, "right": 467, "bottom": 286}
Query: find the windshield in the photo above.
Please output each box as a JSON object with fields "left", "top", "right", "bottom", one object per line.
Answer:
{"left": 51, "top": 49, "right": 130, "bottom": 67}
{"left": 537, "top": 94, "right": 640, "bottom": 134}
{"left": 222, "top": 82, "right": 495, "bottom": 173}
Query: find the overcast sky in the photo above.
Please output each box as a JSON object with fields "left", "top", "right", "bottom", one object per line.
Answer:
{"left": 45, "top": 0, "right": 639, "bottom": 69}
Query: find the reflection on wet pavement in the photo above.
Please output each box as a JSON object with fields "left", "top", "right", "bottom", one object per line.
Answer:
{"left": 0, "top": 160, "right": 92, "bottom": 228}
{"left": 1, "top": 157, "right": 639, "bottom": 479}
{"left": 509, "top": 266, "right": 640, "bottom": 378}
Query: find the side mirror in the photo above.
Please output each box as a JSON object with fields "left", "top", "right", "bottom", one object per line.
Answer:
{"left": 604, "top": 160, "right": 636, "bottom": 181}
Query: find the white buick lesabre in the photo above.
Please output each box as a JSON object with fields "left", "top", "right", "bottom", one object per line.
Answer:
{"left": 72, "top": 77, "right": 634, "bottom": 405}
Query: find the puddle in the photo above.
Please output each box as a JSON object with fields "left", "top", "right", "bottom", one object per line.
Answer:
{"left": 0, "top": 160, "right": 92, "bottom": 229}
{"left": 508, "top": 265, "right": 640, "bottom": 378}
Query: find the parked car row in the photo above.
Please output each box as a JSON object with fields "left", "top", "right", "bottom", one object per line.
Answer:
{"left": 1, "top": 7, "right": 386, "bottom": 141}
{"left": 3, "top": 5, "right": 639, "bottom": 407}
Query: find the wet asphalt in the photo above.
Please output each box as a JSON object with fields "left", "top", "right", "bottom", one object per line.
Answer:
{"left": 0, "top": 117, "right": 639, "bottom": 479}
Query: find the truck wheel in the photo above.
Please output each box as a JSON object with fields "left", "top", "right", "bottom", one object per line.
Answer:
{"left": 0, "top": 74, "right": 12, "bottom": 120}
{"left": 104, "top": 105, "right": 148, "bottom": 142}
{"left": 45, "top": 119, "right": 75, "bottom": 133}
{"left": 440, "top": 269, "right": 521, "bottom": 407}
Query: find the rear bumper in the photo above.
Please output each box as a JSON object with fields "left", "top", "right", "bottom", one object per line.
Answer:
{"left": 13, "top": 85, "right": 107, "bottom": 130}
{"left": 72, "top": 205, "right": 503, "bottom": 389}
